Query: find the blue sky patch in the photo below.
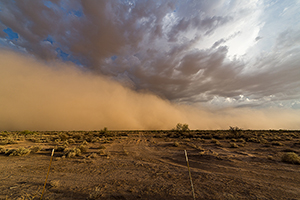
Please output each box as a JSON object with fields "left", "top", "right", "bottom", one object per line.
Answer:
{"left": 44, "top": 0, "right": 56, "bottom": 9}
{"left": 56, "top": 47, "right": 83, "bottom": 66}
{"left": 72, "top": 9, "right": 83, "bottom": 17}
{"left": 56, "top": 48, "right": 69, "bottom": 61}
{"left": 3, "top": 28, "right": 18, "bottom": 40}
{"left": 111, "top": 55, "right": 117, "bottom": 61}
{"left": 44, "top": 35, "right": 55, "bottom": 44}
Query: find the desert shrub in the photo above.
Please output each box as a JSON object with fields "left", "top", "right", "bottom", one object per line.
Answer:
{"left": 167, "top": 132, "right": 181, "bottom": 138}
{"left": 237, "top": 138, "right": 246, "bottom": 143}
{"left": 50, "top": 135, "right": 60, "bottom": 141}
{"left": 54, "top": 139, "right": 61, "bottom": 144}
{"left": 272, "top": 141, "right": 283, "bottom": 146}
{"left": 88, "top": 187, "right": 102, "bottom": 200}
{"left": 55, "top": 145, "right": 67, "bottom": 152}
{"left": 228, "top": 126, "right": 244, "bottom": 139}
{"left": 117, "top": 132, "right": 128, "bottom": 137}
{"left": 20, "top": 130, "right": 36, "bottom": 135}
{"left": 211, "top": 138, "right": 221, "bottom": 146}
{"left": 0, "top": 146, "right": 6, "bottom": 154}
{"left": 73, "top": 133, "right": 83, "bottom": 140}
{"left": 173, "top": 142, "right": 180, "bottom": 147}
{"left": 59, "top": 133, "right": 69, "bottom": 141}
{"left": 213, "top": 133, "right": 226, "bottom": 140}
{"left": 50, "top": 180, "right": 60, "bottom": 188}
{"left": 7, "top": 147, "right": 31, "bottom": 156}
{"left": 64, "top": 147, "right": 81, "bottom": 158}
{"left": 174, "top": 123, "right": 190, "bottom": 132}
{"left": 229, "top": 126, "right": 242, "bottom": 132}
{"left": 91, "top": 137, "right": 101, "bottom": 143}
{"left": 98, "top": 145, "right": 106, "bottom": 149}
{"left": 259, "top": 137, "right": 268, "bottom": 144}
{"left": 62, "top": 140, "right": 69, "bottom": 146}
{"left": 30, "top": 146, "right": 42, "bottom": 153}
{"left": 247, "top": 137, "right": 267, "bottom": 143}
{"left": 202, "top": 134, "right": 213, "bottom": 139}
{"left": 82, "top": 140, "right": 89, "bottom": 145}
{"left": 197, "top": 138, "right": 206, "bottom": 143}
{"left": 0, "top": 131, "right": 10, "bottom": 137}
{"left": 281, "top": 152, "right": 300, "bottom": 164}
{"left": 68, "top": 138, "right": 75, "bottom": 143}
{"left": 211, "top": 138, "right": 217, "bottom": 143}
{"left": 103, "top": 131, "right": 115, "bottom": 137}
{"left": 88, "top": 153, "right": 98, "bottom": 159}
{"left": 230, "top": 143, "right": 239, "bottom": 148}
{"left": 0, "top": 138, "right": 18, "bottom": 145}
{"left": 78, "top": 144, "right": 88, "bottom": 153}
{"left": 28, "top": 138, "right": 42, "bottom": 143}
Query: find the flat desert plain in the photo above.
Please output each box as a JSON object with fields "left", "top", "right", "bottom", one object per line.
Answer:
{"left": 0, "top": 129, "right": 300, "bottom": 200}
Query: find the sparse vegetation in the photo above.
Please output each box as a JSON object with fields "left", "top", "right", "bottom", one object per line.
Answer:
{"left": 1, "top": 129, "right": 300, "bottom": 199}
{"left": 0, "top": 138, "right": 18, "bottom": 145}
{"left": 173, "top": 142, "right": 180, "bottom": 147}
{"left": 281, "top": 152, "right": 300, "bottom": 164}
{"left": 64, "top": 147, "right": 82, "bottom": 158}
{"left": 272, "top": 141, "right": 283, "bottom": 146}
{"left": 174, "top": 123, "right": 190, "bottom": 132}
{"left": 211, "top": 138, "right": 222, "bottom": 146}
{"left": 230, "top": 143, "right": 239, "bottom": 148}
{"left": 30, "top": 146, "right": 42, "bottom": 153}
{"left": 6, "top": 147, "right": 31, "bottom": 156}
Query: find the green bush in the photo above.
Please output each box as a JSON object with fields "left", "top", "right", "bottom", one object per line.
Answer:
{"left": 175, "top": 123, "right": 190, "bottom": 132}
{"left": 20, "top": 130, "right": 36, "bottom": 135}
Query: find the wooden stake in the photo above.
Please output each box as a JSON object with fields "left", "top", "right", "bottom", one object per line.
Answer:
{"left": 40, "top": 149, "right": 54, "bottom": 200}
{"left": 184, "top": 150, "right": 196, "bottom": 200}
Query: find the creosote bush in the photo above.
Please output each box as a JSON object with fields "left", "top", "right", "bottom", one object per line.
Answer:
{"left": 0, "top": 138, "right": 18, "bottom": 145}
{"left": 174, "top": 123, "right": 190, "bottom": 132}
{"left": 281, "top": 152, "right": 300, "bottom": 164}
{"left": 211, "top": 138, "right": 222, "bottom": 146}
{"left": 230, "top": 143, "right": 239, "bottom": 148}
{"left": 30, "top": 146, "right": 42, "bottom": 153}
{"left": 173, "top": 142, "right": 180, "bottom": 147}
{"left": 64, "top": 147, "right": 81, "bottom": 158}
{"left": 0, "top": 146, "right": 6, "bottom": 154}
{"left": 6, "top": 147, "right": 31, "bottom": 156}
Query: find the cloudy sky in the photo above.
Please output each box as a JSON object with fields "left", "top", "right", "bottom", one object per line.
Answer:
{"left": 0, "top": 0, "right": 300, "bottom": 130}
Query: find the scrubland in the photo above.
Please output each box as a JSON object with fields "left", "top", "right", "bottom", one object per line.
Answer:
{"left": 0, "top": 128, "right": 300, "bottom": 199}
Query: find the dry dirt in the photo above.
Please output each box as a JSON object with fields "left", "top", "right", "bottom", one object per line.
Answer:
{"left": 0, "top": 130, "right": 300, "bottom": 200}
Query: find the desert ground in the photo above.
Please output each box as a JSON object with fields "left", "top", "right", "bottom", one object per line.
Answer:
{"left": 0, "top": 128, "right": 300, "bottom": 200}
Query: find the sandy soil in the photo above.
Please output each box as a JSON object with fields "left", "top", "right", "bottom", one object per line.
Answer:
{"left": 0, "top": 130, "right": 300, "bottom": 200}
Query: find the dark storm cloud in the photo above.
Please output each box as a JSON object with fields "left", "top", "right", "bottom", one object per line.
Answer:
{"left": 0, "top": 0, "right": 300, "bottom": 109}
